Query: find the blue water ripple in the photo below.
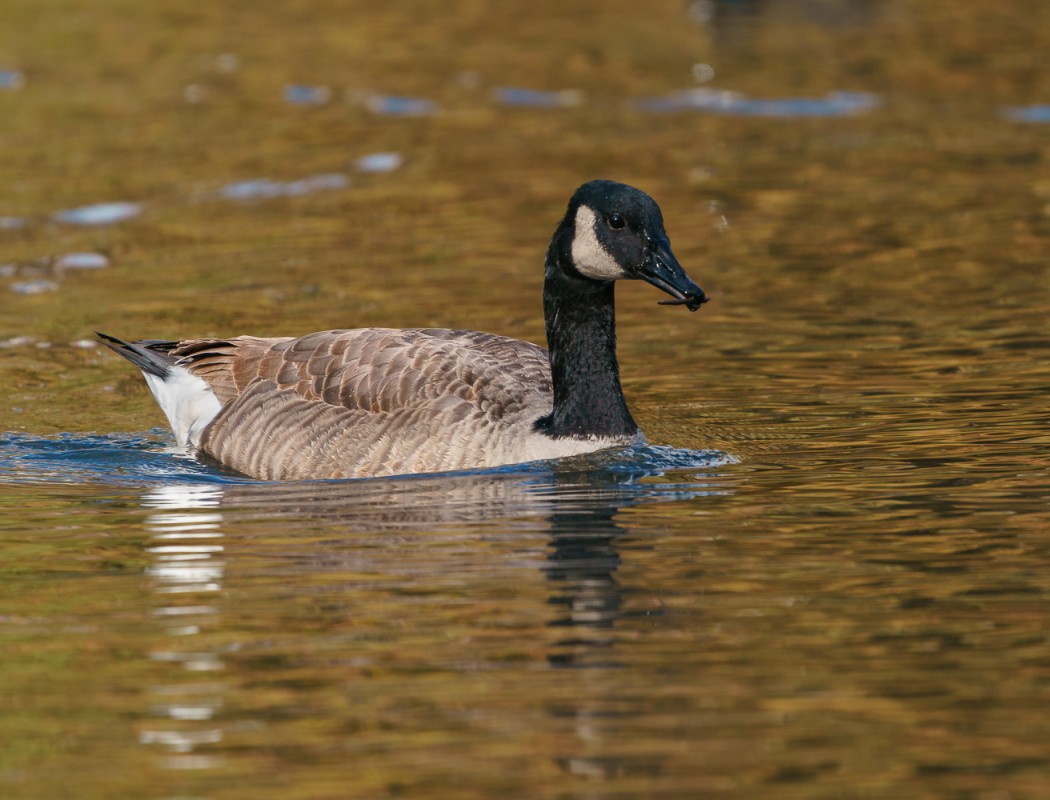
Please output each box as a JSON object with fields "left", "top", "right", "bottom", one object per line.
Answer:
{"left": 220, "top": 173, "right": 349, "bottom": 200}
{"left": 636, "top": 88, "right": 879, "bottom": 117}
{"left": 363, "top": 94, "right": 438, "bottom": 117}
{"left": 0, "top": 430, "right": 734, "bottom": 491}
{"left": 354, "top": 153, "right": 403, "bottom": 174}
{"left": 53, "top": 202, "right": 143, "bottom": 226}
{"left": 284, "top": 84, "right": 332, "bottom": 105}
{"left": 0, "top": 69, "right": 24, "bottom": 90}
{"left": 1002, "top": 105, "right": 1050, "bottom": 123}
{"left": 493, "top": 87, "right": 583, "bottom": 108}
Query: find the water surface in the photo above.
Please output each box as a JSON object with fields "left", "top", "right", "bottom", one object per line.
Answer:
{"left": 1, "top": 1, "right": 1048, "bottom": 798}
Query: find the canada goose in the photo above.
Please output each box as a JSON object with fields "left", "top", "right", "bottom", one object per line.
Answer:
{"left": 100, "top": 180, "right": 707, "bottom": 480}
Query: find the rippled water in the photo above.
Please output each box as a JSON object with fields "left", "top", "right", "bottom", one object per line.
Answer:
{"left": 2, "top": 0, "right": 1049, "bottom": 798}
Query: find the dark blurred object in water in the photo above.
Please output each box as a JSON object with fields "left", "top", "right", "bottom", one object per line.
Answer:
{"left": 690, "top": 0, "right": 876, "bottom": 40}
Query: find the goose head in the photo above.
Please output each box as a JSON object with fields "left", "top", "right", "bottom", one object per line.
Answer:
{"left": 553, "top": 180, "right": 708, "bottom": 312}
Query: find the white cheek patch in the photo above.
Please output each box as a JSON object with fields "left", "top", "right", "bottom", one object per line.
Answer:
{"left": 571, "top": 205, "right": 626, "bottom": 280}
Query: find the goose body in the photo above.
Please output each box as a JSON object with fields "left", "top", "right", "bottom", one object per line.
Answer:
{"left": 101, "top": 180, "right": 707, "bottom": 480}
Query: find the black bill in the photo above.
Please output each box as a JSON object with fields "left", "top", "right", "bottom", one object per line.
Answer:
{"left": 637, "top": 237, "right": 709, "bottom": 312}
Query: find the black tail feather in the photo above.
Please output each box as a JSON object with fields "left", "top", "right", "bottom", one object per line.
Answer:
{"left": 96, "top": 332, "right": 178, "bottom": 379}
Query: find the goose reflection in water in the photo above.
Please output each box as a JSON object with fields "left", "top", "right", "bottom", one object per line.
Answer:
{"left": 139, "top": 450, "right": 732, "bottom": 782}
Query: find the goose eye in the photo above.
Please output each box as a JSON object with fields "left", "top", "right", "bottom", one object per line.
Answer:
{"left": 608, "top": 213, "right": 626, "bottom": 230}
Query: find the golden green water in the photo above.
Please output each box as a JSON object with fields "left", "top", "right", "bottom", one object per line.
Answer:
{"left": 2, "top": 1, "right": 1049, "bottom": 798}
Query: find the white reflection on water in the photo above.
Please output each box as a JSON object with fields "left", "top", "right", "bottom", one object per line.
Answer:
{"left": 53, "top": 201, "right": 143, "bottom": 226}
{"left": 141, "top": 484, "right": 227, "bottom": 769}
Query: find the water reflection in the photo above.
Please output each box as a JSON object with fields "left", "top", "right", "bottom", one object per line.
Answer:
{"left": 1002, "top": 105, "right": 1050, "bottom": 123}
{"left": 691, "top": 0, "right": 876, "bottom": 35}
{"left": 543, "top": 500, "right": 664, "bottom": 783}
{"left": 494, "top": 86, "right": 584, "bottom": 109}
{"left": 53, "top": 201, "right": 142, "bottom": 226}
{"left": 360, "top": 93, "right": 438, "bottom": 117}
{"left": 545, "top": 506, "right": 622, "bottom": 666}
{"left": 283, "top": 84, "right": 332, "bottom": 106}
{"left": 140, "top": 485, "right": 227, "bottom": 771}
{"left": 0, "top": 68, "right": 25, "bottom": 90}
{"left": 219, "top": 172, "right": 350, "bottom": 201}
{"left": 635, "top": 88, "right": 878, "bottom": 117}
{"left": 134, "top": 458, "right": 731, "bottom": 781}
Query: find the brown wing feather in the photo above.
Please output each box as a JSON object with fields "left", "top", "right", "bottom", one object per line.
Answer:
{"left": 168, "top": 328, "right": 553, "bottom": 479}
{"left": 162, "top": 336, "right": 291, "bottom": 404}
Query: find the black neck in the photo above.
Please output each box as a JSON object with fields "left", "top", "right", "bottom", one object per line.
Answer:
{"left": 535, "top": 238, "right": 638, "bottom": 440}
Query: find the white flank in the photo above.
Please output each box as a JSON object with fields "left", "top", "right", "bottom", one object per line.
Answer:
{"left": 518, "top": 429, "right": 647, "bottom": 464}
{"left": 571, "top": 205, "right": 625, "bottom": 280}
{"left": 142, "top": 366, "right": 222, "bottom": 449}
